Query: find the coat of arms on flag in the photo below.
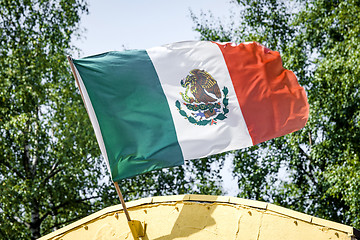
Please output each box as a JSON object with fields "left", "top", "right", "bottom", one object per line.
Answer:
{"left": 176, "top": 69, "right": 229, "bottom": 126}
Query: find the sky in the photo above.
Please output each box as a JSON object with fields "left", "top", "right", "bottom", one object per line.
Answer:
{"left": 73, "top": 0, "right": 240, "bottom": 196}
{"left": 74, "top": 0, "right": 233, "bottom": 57}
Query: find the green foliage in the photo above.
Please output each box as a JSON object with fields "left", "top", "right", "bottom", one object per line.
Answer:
{"left": 192, "top": 0, "right": 360, "bottom": 229}
{"left": 0, "top": 1, "right": 108, "bottom": 239}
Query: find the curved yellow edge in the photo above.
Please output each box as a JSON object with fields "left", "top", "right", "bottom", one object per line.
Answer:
{"left": 38, "top": 194, "right": 360, "bottom": 240}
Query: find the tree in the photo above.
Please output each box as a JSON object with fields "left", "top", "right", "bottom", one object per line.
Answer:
{"left": 0, "top": 1, "right": 224, "bottom": 239}
{"left": 0, "top": 1, "right": 106, "bottom": 239}
{"left": 192, "top": 0, "right": 360, "bottom": 229}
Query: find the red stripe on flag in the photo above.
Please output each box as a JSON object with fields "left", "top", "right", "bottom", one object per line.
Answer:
{"left": 214, "top": 42, "right": 309, "bottom": 145}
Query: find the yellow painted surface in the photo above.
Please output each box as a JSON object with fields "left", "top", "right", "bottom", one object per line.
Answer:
{"left": 39, "top": 195, "right": 360, "bottom": 240}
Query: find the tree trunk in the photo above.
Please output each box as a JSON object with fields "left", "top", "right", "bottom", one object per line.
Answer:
{"left": 30, "top": 202, "right": 40, "bottom": 240}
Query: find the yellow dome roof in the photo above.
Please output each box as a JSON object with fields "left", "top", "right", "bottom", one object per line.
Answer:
{"left": 39, "top": 194, "right": 359, "bottom": 240}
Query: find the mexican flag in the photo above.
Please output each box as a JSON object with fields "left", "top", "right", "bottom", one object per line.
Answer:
{"left": 70, "top": 41, "right": 309, "bottom": 182}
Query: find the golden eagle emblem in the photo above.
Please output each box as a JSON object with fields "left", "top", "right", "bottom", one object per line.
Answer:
{"left": 176, "top": 69, "right": 229, "bottom": 126}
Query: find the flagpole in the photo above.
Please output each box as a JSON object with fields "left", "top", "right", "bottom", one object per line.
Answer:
{"left": 114, "top": 182, "right": 144, "bottom": 239}
{"left": 113, "top": 181, "right": 131, "bottom": 222}
{"left": 67, "top": 56, "right": 132, "bottom": 222}
{"left": 67, "top": 56, "right": 144, "bottom": 239}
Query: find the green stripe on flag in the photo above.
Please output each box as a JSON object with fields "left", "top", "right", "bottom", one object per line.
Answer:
{"left": 73, "top": 50, "right": 184, "bottom": 181}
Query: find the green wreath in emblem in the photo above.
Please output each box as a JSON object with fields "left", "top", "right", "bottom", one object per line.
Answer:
{"left": 175, "top": 69, "right": 229, "bottom": 126}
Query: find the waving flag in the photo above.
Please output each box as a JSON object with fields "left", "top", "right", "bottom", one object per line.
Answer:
{"left": 70, "top": 41, "right": 309, "bottom": 182}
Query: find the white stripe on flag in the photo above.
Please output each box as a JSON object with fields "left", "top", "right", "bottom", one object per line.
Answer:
{"left": 147, "top": 41, "right": 253, "bottom": 160}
